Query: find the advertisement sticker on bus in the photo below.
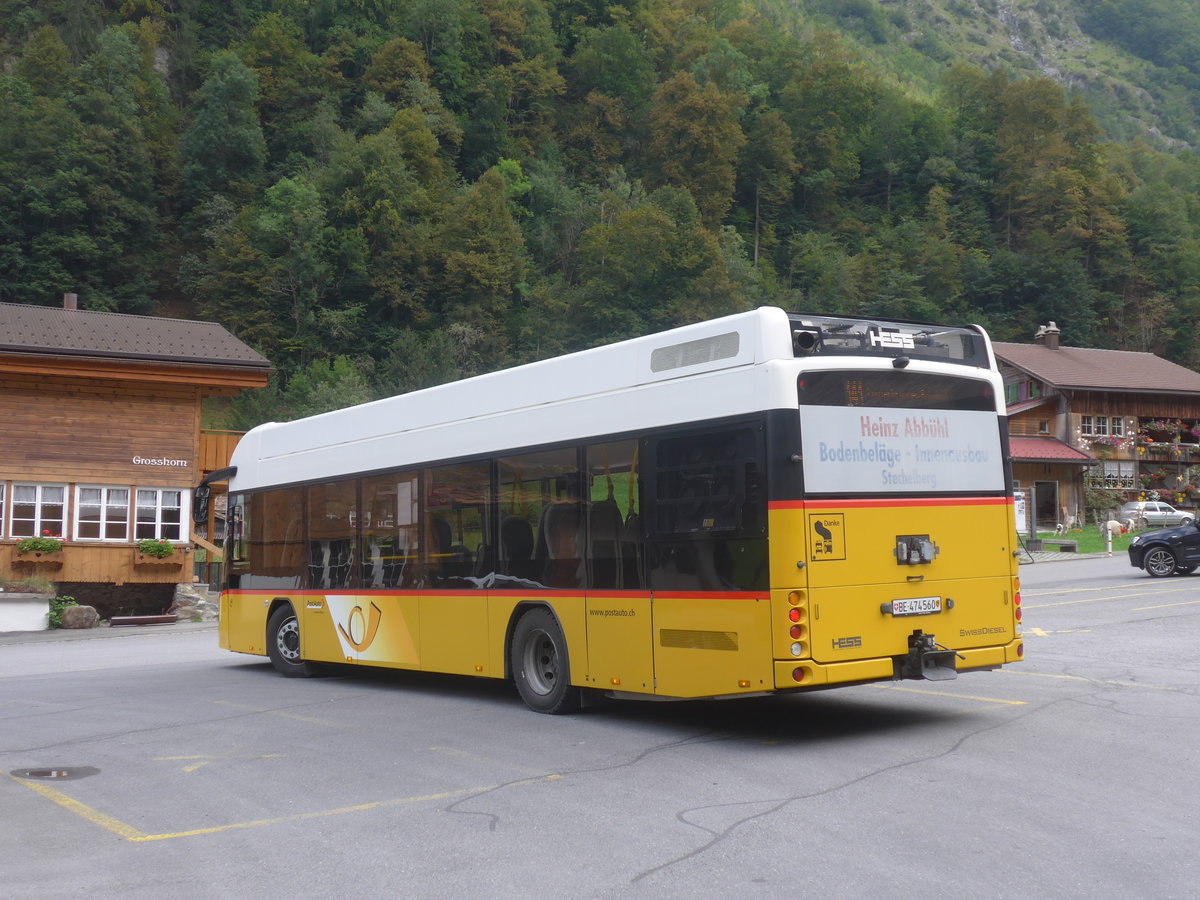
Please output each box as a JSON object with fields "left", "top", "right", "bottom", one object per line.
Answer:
{"left": 800, "top": 406, "right": 1005, "bottom": 494}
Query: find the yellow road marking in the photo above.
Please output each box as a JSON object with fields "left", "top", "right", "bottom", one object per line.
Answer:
{"left": 1025, "top": 586, "right": 1195, "bottom": 609}
{"left": 1134, "top": 598, "right": 1200, "bottom": 611}
{"left": 10, "top": 772, "right": 561, "bottom": 843}
{"left": 998, "top": 670, "right": 1183, "bottom": 691}
{"left": 1025, "top": 627, "right": 1090, "bottom": 636}
{"left": 868, "top": 684, "right": 1025, "bottom": 706}
{"left": 999, "top": 670, "right": 1086, "bottom": 681}
{"left": 211, "top": 699, "right": 343, "bottom": 728}
{"left": 14, "top": 777, "right": 151, "bottom": 841}
{"left": 152, "top": 753, "right": 285, "bottom": 775}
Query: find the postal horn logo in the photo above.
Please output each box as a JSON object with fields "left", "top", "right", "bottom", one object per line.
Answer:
{"left": 337, "top": 601, "right": 383, "bottom": 652}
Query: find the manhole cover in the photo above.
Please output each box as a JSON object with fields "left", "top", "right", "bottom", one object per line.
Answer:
{"left": 11, "top": 767, "right": 99, "bottom": 781}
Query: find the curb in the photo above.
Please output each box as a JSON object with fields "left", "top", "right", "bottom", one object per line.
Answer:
{"left": 0, "top": 620, "right": 217, "bottom": 646}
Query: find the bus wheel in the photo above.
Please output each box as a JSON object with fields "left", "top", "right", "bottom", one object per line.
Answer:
{"left": 1143, "top": 547, "right": 1177, "bottom": 578}
{"left": 511, "top": 608, "right": 581, "bottom": 714}
{"left": 267, "top": 605, "right": 319, "bottom": 677}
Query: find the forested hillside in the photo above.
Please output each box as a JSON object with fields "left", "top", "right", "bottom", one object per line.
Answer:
{"left": 3, "top": 0, "right": 1200, "bottom": 424}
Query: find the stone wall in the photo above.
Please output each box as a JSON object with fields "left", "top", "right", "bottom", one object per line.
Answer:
{"left": 54, "top": 582, "right": 176, "bottom": 620}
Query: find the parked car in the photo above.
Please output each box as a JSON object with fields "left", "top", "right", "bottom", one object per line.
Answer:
{"left": 1128, "top": 520, "right": 1200, "bottom": 577}
{"left": 1118, "top": 501, "right": 1194, "bottom": 528}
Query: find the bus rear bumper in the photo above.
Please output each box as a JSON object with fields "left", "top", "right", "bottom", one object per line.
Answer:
{"left": 775, "top": 640, "right": 1021, "bottom": 689}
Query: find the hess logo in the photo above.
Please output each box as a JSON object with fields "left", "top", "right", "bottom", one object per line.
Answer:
{"left": 868, "top": 329, "right": 915, "bottom": 350}
{"left": 337, "top": 601, "right": 383, "bottom": 652}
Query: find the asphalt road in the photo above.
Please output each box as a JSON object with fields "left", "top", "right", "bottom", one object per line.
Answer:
{"left": 2, "top": 556, "right": 1197, "bottom": 899}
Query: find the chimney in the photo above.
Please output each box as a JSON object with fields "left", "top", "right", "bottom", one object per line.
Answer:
{"left": 63, "top": 292, "right": 78, "bottom": 310}
{"left": 1033, "top": 321, "right": 1060, "bottom": 350}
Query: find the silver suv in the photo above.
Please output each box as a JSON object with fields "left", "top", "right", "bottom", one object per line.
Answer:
{"left": 1119, "top": 501, "right": 1194, "bottom": 528}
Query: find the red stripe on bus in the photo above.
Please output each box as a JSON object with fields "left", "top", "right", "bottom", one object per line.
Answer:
{"left": 769, "top": 496, "right": 1011, "bottom": 510}
{"left": 649, "top": 591, "right": 767, "bottom": 601}
{"left": 225, "top": 588, "right": 762, "bottom": 600}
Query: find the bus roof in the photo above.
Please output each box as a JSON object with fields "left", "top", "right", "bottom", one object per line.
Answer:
{"left": 227, "top": 307, "right": 995, "bottom": 492}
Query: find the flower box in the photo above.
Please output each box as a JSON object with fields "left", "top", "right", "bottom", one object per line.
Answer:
{"left": 133, "top": 550, "right": 182, "bottom": 567}
{"left": 13, "top": 550, "right": 64, "bottom": 566}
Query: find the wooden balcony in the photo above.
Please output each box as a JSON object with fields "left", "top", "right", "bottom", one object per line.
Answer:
{"left": 199, "top": 429, "right": 244, "bottom": 473}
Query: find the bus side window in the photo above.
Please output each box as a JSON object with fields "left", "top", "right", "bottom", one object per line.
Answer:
{"left": 498, "top": 448, "right": 580, "bottom": 589}
{"left": 233, "top": 488, "right": 304, "bottom": 590}
{"left": 226, "top": 493, "right": 247, "bottom": 589}
{"left": 426, "top": 461, "right": 490, "bottom": 588}
{"left": 361, "top": 472, "right": 419, "bottom": 588}
{"left": 306, "top": 481, "right": 358, "bottom": 589}
{"left": 586, "top": 440, "right": 640, "bottom": 589}
{"left": 647, "top": 425, "right": 767, "bottom": 592}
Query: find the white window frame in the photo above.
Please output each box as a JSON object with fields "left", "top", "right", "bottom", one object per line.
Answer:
{"left": 0, "top": 482, "right": 5, "bottom": 538}
{"left": 74, "top": 485, "right": 131, "bottom": 542}
{"left": 1080, "top": 415, "right": 1094, "bottom": 436}
{"left": 135, "top": 487, "right": 189, "bottom": 542}
{"left": 1111, "top": 417, "right": 1124, "bottom": 437}
{"left": 11, "top": 483, "right": 69, "bottom": 539}
{"left": 1094, "top": 416, "right": 1109, "bottom": 437}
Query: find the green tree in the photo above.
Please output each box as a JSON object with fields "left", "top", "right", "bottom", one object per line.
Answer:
{"left": 645, "top": 71, "right": 746, "bottom": 225}
{"left": 179, "top": 51, "right": 266, "bottom": 208}
{"left": 429, "top": 166, "right": 530, "bottom": 365}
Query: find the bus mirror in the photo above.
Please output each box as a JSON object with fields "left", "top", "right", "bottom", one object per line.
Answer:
{"left": 193, "top": 484, "right": 211, "bottom": 525}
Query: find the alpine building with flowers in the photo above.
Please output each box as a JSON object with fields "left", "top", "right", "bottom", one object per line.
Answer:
{"left": 0, "top": 296, "right": 269, "bottom": 611}
{"left": 995, "top": 322, "right": 1200, "bottom": 528}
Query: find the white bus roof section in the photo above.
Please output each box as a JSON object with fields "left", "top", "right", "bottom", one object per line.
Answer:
{"left": 229, "top": 307, "right": 798, "bottom": 491}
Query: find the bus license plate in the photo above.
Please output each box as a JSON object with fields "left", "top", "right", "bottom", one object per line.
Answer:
{"left": 888, "top": 596, "right": 942, "bottom": 617}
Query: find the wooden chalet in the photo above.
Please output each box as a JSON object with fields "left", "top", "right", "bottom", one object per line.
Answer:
{"left": 0, "top": 296, "right": 269, "bottom": 610}
{"left": 994, "top": 323, "right": 1200, "bottom": 527}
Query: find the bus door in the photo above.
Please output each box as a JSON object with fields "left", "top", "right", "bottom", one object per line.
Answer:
{"left": 645, "top": 428, "right": 773, "bottom": 699}
{"left": 582, "top": 441, "right": 654, "bottom": 695}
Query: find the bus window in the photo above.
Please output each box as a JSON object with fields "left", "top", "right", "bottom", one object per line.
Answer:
{"left": 229, "top": 488, "right": 304, "bottom": 590}
{"left": 648, "top": 426, "right": 767, "bottom": 591}
{"left": 361, "top": 472, "right": 420, "bottom": 588}
{"left": 307, "top": 481, "right": 358, "bottom": 589}
{"left": 586, "top": 440, "right": 640, "bottom": 589}
{"left": 498, "top": 447, "right": 581, "bottom": 589}
{"left": 426, "top": 461, "right": 490, "bottom": 588}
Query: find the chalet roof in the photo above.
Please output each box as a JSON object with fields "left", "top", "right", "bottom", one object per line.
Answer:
{"left": 0, "top": 302, "right": 270, "bottom": 369}
{"left": 1009, "top": 437, "right": 1096, "bottom": 465}
{"left": 993, "top": 341, "right": 1200, "bottom": 395}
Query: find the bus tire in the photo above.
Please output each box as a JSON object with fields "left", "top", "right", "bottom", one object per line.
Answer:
{"left": 510, "top": 608, "right": 581, "bottom": 714}
{"left": 267, "top": 604, "right": 320, "bottom": 677}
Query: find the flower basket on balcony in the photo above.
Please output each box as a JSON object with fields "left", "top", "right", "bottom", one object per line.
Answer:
{"left": 133, "top": 539, "right": 182, "bottom": 567}
{"left": 14, "top": 549, "right": 64, "bottom": 565}
{"left": 133, "top": 552, "right": 182, "bottom": 566}
{"left": 13, "top": 533, "right": 64, "bottom": 566}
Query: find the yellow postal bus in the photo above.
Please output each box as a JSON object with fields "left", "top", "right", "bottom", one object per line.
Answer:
{"left": 196, "top": 307, "right": 1022, "bottom": 713}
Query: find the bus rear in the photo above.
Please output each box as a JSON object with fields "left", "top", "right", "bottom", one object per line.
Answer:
{"left": 768, "top": 317, "right": 1021, "bottom": 690}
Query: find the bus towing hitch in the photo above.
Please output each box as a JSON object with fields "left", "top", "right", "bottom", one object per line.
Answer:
{"left": 898, "top": 630, "right": 962, "bottom": 682}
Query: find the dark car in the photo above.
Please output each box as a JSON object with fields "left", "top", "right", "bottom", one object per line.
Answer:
{"left": 1128, "top": 520, "right": 1200, "bottom": 577}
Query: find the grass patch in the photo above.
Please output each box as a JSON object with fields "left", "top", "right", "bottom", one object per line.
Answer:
{"left": 1031, "top": 527, "right": 1147, "bottom": 553}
